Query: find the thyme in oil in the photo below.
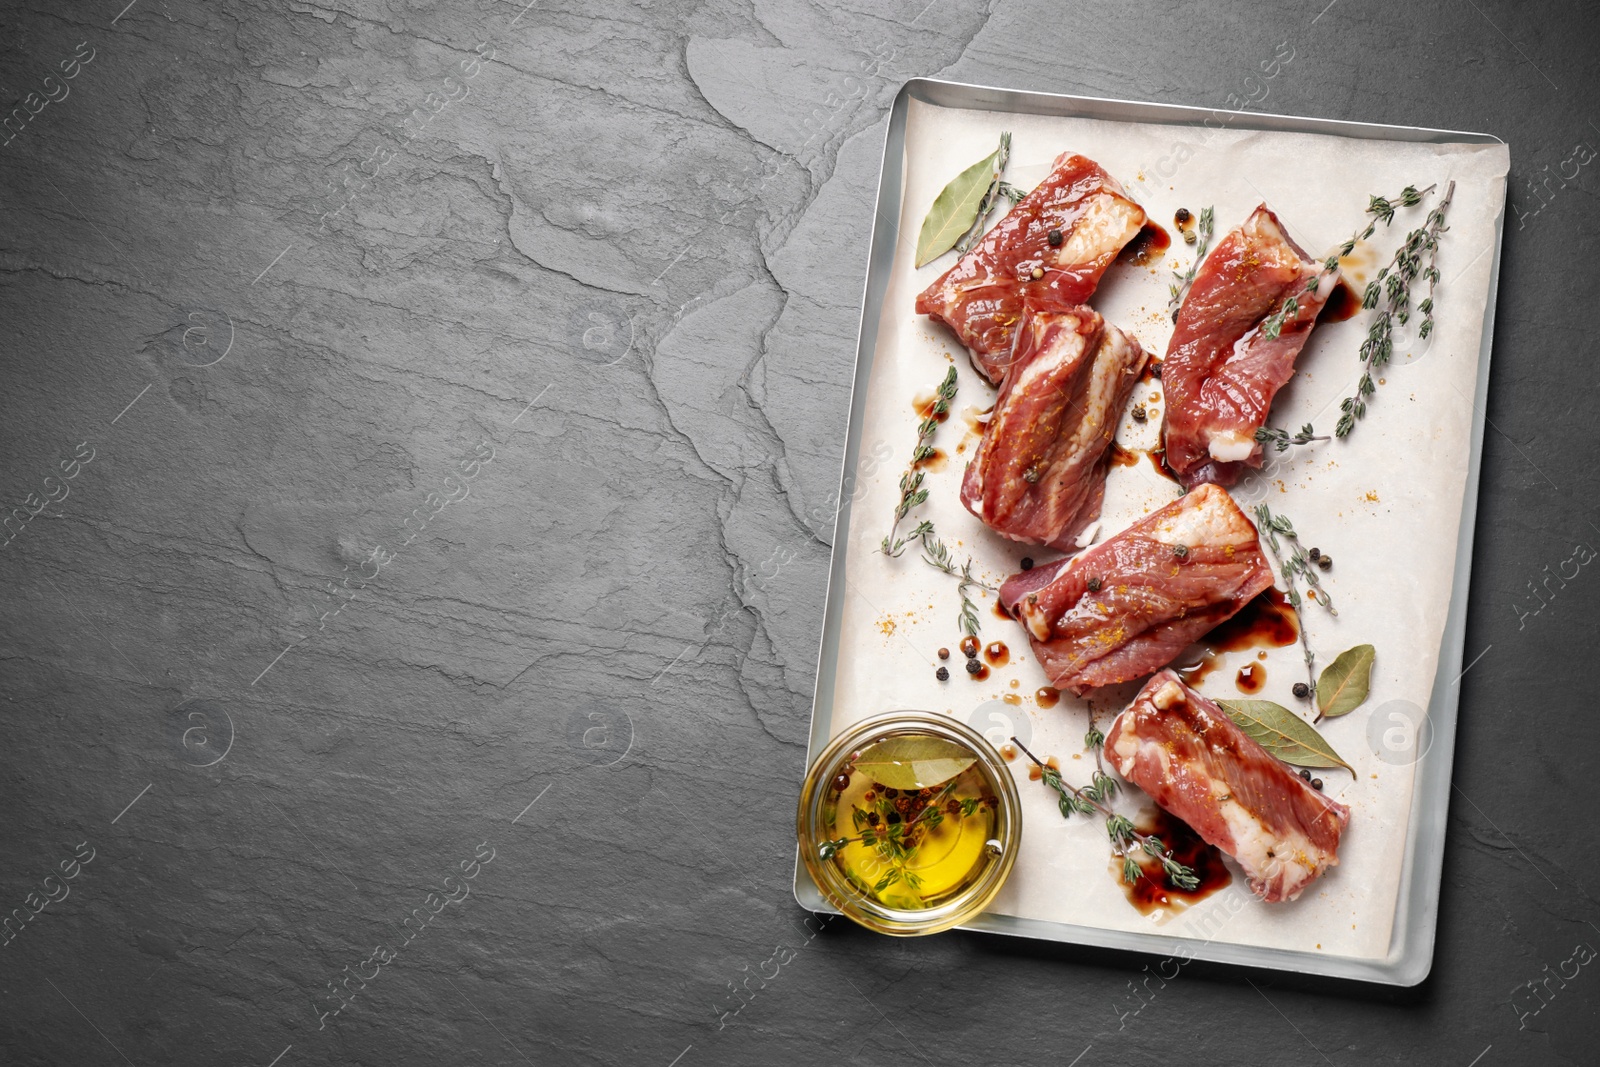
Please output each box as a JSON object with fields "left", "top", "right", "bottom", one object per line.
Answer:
{"left": 818, "top": 780, "right": 975, "bottom": 893}
{"left": 1012, "top": 737, "right": 1199, "bottom": 892}
{"left": 1260, "top": 185, "right": 1433, "bottom": 342}
{"left": 882, "top": 366, "right": 957, "bottom": 557}
{"left": 1336, "top": 180, "right": 1455, "bottom": 437}
{"left": 1168, "top": 206, "right": 1214, "bottom": 321}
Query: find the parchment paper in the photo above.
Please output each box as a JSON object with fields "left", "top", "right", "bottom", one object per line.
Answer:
{"left": 824, "top": 97, "right": 1508, "bottom": 961}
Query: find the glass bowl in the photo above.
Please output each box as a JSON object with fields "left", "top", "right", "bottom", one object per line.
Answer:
{"left": 796, "top": 710, "right": 1022, "bottom": 936}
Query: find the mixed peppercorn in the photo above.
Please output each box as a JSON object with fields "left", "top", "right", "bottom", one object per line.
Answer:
{"left": 934, "top": 635, "right": 989, "bottom": 682}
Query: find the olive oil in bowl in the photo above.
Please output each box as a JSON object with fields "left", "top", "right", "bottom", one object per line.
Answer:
{"left": 798, "top": 713, "right": 1021, "bottom": 935}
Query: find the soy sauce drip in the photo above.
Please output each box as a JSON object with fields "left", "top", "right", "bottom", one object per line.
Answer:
{"left": 1119, "top": 809, "right": 1232, "bottom": 914}
{"left": 1109, "top": 442, "right": 1140, "bottom": 468}
{"left": 1319, "top": 278, "right": 1363, "bottom": 323}
{"left": 1148, "top": 448, "right": 1182, "bottom": 485}
{"left": 1121, "top": 223, "right": 1172, "bottom": 267}
{"left": 913, "top": 392, "right": 952, "bottom": 421}
{"left": 1235, "top": 661, "right": 1266, "bottom": 694}
{"left": 1177, "top": 588, "right": 1299, "bottom": 685}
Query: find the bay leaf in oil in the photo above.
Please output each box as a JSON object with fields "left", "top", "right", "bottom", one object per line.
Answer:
{"left": 855, "top": 736, "right": 976, "bottom": 790}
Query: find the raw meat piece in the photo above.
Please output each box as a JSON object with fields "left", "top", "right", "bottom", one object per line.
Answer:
{"left": 998, "top": 483, "right": 1272, "bottom": 694}
{"left": 960, "top": 304, "right": 1148, "bottom": 551}
{"left": 915, "top": 153, "right": 1147, "bottom": 384}
{"left": 1161, "top": 205, "right": 1339, "bottom": 488}
{"left": 1105, "top": 670, "right": 1351, "bottom": 902}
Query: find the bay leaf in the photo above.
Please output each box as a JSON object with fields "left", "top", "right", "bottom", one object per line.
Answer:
{"left": 1317, "top": 644, "right": 1376, "bottom": 719}
{"left": 854, "top": 736, "right": 976, "bottom": 791}
{"left": 1218, "top": 699, "right": 1354, "bottom": 774}
{"left": 915, "top": 137, "right": 1006, "bottom": 268}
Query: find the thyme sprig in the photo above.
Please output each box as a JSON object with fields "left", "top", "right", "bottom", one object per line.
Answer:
{"left": 1168, "top": 206, "right": 1215, "bottom": 321}
{"left": 882, "top": 471, "right": 929, "bottom": 557}
{"left": 884, "top": 519, "right": 933, "bottom": 561}
{"left": 921, "top": 531, "right": 994, "bottom": 637}
{"left": 1085, "top": 724, "right": 1106, "bottom": 775}
{"left": 1254, "top": 423, "right": 1329, "bottom": 453}
{"left": 878, "top": 363, "right": 995, "bottom": 639}
{"left": 955, "top": 182, "right": 1027, "bottom": 255}
{"left": 951, "top": 132, "right": 1024, "bottom": 256}
{"left": 1254, "top": 503, "right": 1334, "bottom": 700}
{"left": 1260, "top": 185, "right": 1433, "bottom": 342}
{"left": 1336, "top": 180, "right": 1455, "bottom": 437}
{"left": 818, "top": 781, "right": 967, "bottom": 893}
{"left": 882, "top": 366, "right": 957, "bottom": 556}
{"left": 1012, "top": 737, "right": 1200, "bottom": 892}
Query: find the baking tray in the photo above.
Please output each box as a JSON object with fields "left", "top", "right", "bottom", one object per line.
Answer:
{"left": 793, "top": 78, "right": 1507, "bottom": 985}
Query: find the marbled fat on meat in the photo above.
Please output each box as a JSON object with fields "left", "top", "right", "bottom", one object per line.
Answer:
{"left": 915, "top": 152, "right": 1146, "bottom": 384}
{"left": 1161, "top": 205, "right": 1338, "bottom": 488}
{"left": 997, "top": 483, "right": 1273, "bottom": 694}
{"left": 960, "top": 304, "right": 1148, "bottom": 551}
{"left": 1105, "top": 670, "right": 1351, "bottom": 902}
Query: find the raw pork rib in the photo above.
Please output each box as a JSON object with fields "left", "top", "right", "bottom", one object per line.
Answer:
{"left": 915, "top": 153, "right": 1147, "bottom": 384}
{"left": 998, "top": 483, "right": 1272, "bottom": 694}
{"left": 961, "top": 305, "right": 1149, "bottom": 551}
{"left": 1161, "top": 205, "right": 1339, "bottom": 488}
{"left": 1106, "top": 670, "right": 1351, "bottom": 902}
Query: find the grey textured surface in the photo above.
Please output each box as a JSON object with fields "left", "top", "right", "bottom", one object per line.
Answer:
{"left": 1, "top": 0, "right": 1597, "bottom": 1064}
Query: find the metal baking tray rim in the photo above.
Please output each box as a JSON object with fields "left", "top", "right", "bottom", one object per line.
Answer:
{"left": 794, "top": 77, "right": 1506, "bottom": 987}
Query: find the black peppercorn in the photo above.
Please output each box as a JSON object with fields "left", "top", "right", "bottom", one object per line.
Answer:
{"left": 1308, "top": 547, "right": 1322, "bottom": 562}
{"left": 1311, "top": 778, "right": 1323, "bottom": 791}
{"left": 1047, "top": 228, "right": 1063, "bottom": 247}
{"left": 1292, "top": 682, "right": 1310, "bottom": 699}
{"left": 1087, "top": 576, "right": 1102, "bottom": 592}
{"left": 1175, "top": 207, "right": 1192, "bottom": 225}
{"left": 961, "top": 636, "right": 980, "bottom": 657}
{"left": 1317, "top": 555, "right": 1332, "bottom": 570}
{"left": 936, "top": 666, "right": 949, "bottom": 681}
{"left": 1299, "top": 769, "right": 1312, "bottom": 781}
{"left": 1132, "top": 403, "right": 1147, "bottom": 422}
{"left": 1173, "top": 545, "right": 1189, "bottom": 559}
{"left": 965, "top": 659, "right": 982, "bottom": 675}
{"left": 1020, "top": 557, "right": 1034, "bottom": 571}
{"left": 1150, "top": 362, "right": 1162, "bottom": 378}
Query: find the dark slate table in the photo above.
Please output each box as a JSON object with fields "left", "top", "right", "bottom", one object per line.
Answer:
{"left": 2, "top": 1, "right": 1596, "bottom": 1064}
